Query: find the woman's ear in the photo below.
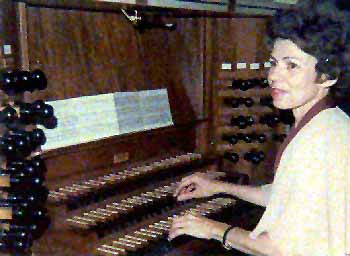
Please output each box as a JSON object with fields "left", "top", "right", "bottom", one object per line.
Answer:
{"left": 316, "top": 73, "right": 338, "bottom": 88}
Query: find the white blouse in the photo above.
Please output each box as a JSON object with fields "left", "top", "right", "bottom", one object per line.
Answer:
{"left": 250, "top": 107, "right": 350, "bottom": 256}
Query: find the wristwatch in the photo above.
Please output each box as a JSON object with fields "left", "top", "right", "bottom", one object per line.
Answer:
{"left": 222, "top": 225, "right": 235, "bottom": 250}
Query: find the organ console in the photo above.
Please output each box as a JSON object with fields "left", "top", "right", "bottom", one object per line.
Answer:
{"left": 0, "top": 1, "right": 286, "bottom": 255}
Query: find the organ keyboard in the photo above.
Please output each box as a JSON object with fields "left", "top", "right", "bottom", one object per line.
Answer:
{"left": 48, "top": 153, "right": 202, "bottom": 207}
{"left": 33, "top": 151, "right": 255, "bottom": 256}
{"left": 96, "top": 197, "right": 236, "bottom": 256}
{"left": 66, "top": 182, "right": 180, "bottom": 230}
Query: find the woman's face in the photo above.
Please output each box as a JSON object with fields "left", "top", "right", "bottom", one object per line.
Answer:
{"left": 268, "top": 39, "right": 322, "bottom": 110}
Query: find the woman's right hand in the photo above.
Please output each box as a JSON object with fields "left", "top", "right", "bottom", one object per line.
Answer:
{"left": 174, "top": 172, "right": 221, "bottom": 201}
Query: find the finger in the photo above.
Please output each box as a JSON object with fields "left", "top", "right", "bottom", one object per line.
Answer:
{"left": 177, "top": 184, "right": 196, "bottom": 198}
{"left": 179, "top": 213, "right": 196, "bottom": 221}
{"left": 179, "top": 187, "right": 207, "bottom": 201}
{"left": 181, "top": 172, "right": 201, "bottom": 183}
{"left": 171, "top": 220, "right": 192, "bottom": 229}
{"left": 169, "top": 219, "right": 184, "bottom": 239}
{"left": 180, "top": 186, "right": 207, "bottom": 201}
{"left": 184, "top": 184, "right": 195, "bottom": 193}
{"left": 187, "top": 214, "right": 205, "bottom": 221}
{"left": 170, "top": 216, "right": 184, "bottom": 225}
{"left": 175, "top": 184, "right": 193, "bottom": 198}
{"left": 177, "top": 191, "right": 197, "bottom": 201}
{"left": 172, "top": 213, "right": 193, "bottom": 223}
{"left": 176, "top": 183, "right": 200, "bottom": 200}
{"left": 174, "top": 175, "right": 199, "bottom": 196}
{"left": 174, "top": 182, "right": 196, "bottom": 197}
{"left": 168, "top": 230, "right": 180, "bottom": 240}
{"left": 177, "top": 183, "right": 196, "bottom": 196}
{"left": 171, "top": 218, "right": 192, "bottom": 229}
{"left": 171, "top": 215, "right": 189, "bottom": 225}
{"left": 187, "top": 213, "right": 199, "bottom": 219}
{"left": 168, "top": 227, "right": 189, "bottom": 241}
{"left": 177, "top": 172, "right": 204, "bottom": 188}
{"left": 174, "top": 183, "right": 191, "bottom": 197}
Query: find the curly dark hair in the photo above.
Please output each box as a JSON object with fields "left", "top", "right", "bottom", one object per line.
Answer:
{"left": 266, "top": 0, "right": 350, "bottom": 98}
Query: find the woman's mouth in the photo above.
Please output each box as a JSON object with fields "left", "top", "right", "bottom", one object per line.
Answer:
{"left": 271, "top": 88, "right": 287, "bottom": 99}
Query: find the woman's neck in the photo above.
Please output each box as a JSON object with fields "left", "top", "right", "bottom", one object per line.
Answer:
{"left": 292, "top": 90, "right": 328, "bottom": 127}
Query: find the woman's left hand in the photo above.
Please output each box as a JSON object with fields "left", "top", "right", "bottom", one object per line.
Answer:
{"left": 168, "top": 214, "right": 229, "bottom": 241}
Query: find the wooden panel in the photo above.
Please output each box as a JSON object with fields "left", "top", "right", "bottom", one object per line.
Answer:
{"left": 43, "top": 125, "right": 196, "bottom": 188}
{"left": 27, "top": 7, "right": 145, "bottom": 100}
{"left": 235, "top": 18, "right": 259, "bottom": 63}
{"left": 255, "top": 18, "right": 270, "bottom": 63}
{"left": 167, "top": 18, "right": 205, "bottom": 119}
{"left": 26, "top": 7, "right": 203, "bottom": 125}
{"left": 0, "top": 0, "right": 20, "bottom": 70}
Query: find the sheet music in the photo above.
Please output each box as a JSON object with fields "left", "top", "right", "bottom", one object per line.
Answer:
{"left": 114, "top": 89, "right": 173, "bottom": 133}
{"left": 138, "top": 89, "right": 173, "bottom": 130}
{"left": 113, "top": 92, "right": 144, "bottom": 134}
{"left": 40, "top": 89, "right": 173, "bottom": 150}
{"left": 40, "top": 93, "right": 118, "bottom": 150}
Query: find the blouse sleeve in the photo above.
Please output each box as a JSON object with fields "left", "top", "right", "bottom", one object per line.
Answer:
{"left": 260, "top": 184, "right": 272, "bottom": 206}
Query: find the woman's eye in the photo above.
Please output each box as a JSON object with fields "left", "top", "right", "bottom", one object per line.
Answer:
{"left": 270, "top": 60, "right": 277, "bottom": 67}
{"left": 287, "top": 62, "right": 298, "bottom": 69}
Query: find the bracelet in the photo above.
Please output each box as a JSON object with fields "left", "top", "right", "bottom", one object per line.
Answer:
{"left": 222, "top": 225, "right": 235, "bottom": 250}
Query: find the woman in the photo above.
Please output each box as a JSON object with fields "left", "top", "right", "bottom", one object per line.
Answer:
{"left": 168, "top": 1, "right": 350, "bottom": 255}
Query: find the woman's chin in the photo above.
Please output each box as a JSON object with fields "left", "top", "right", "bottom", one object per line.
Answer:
{"left": 272, "top": 99, "right": 293, "bottom": 110}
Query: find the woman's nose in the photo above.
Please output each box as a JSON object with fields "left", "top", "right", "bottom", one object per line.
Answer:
{"left": 268, "top": 66, "right": 282, "bottom": 85}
